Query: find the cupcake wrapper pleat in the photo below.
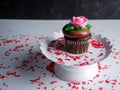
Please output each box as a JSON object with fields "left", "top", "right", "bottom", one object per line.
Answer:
{"left": 64, "top": 33, "right": 91, "bottom": 54}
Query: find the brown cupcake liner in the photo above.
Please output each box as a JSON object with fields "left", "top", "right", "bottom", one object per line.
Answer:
{"left": 64, "top": 34, "right": 91, "bottom": 54}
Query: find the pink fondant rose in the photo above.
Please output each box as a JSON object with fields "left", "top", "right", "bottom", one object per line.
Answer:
{"left": 70, "top": 16, "right": 88, "bottom": 27}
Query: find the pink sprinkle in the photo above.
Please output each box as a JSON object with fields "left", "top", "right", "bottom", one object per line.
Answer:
{"left": 46, "top": 62, "right": 55, "bottom": 74}
{"left": 35, "top": 52, "right": 46, "bottom": 60}
{"left": 82, "top": 86, "right": 86, "bottom": 90}
{"left": 88, "top": 80, "right": 93, "bottom": 82}
{"left": 93, "top": 74, "right": 100, "bottom": 79}
{"left": 65, "top": 53, "right": 84, "bottom": 61}
{"left": 82, "top": 81, "right": 86, "bottom": 85}
{"left": 60, "top": 86, "right": 64, "bottom": 88}
{"left": 0, "top": 74, "right": 7, "bottom": 80}
{"left": 50, "top": 81, "right": 57, "bottom": 84}
{"left": 98, "top": 62, "right": 110, "bottom": 71}
{"left": 3, "top": 39, "right": 13, "bottom": 44}
{"left": 98, "top": 80, "right": 104, "bottom": 84}
{"left": 90, "top": 58, "right": 95, "bottom": 61}
{"left": 98, "top": 53, "right": 104, "bottom": 57}
{"left": 14, "top": 39, "right": 21, "bottom": 43}
{"left": 65, "top": 56, "right": 71, "bottom": 61}
{"left": 91, "top": 39, "right": 104, "bottom": 48}
{"left": 57, "top": 58, "right": 65, "bottom": 64}
{"left": 54, "top": 51, "right": 62, "bottom": 55}
{"left": 111, "top": 79, "right": 117, "bottom": 85}
{"left": 25, "top": 37, "right": 30, "bottom": 42}
{"left": 79, "top": 61, "right": 89, "bottom": 66}
{"left": 3, "top": 83, "right": 8, "bottom": 87}
{"left": 56, "top": 44, "right": 64, "bottom": 50}
{"left": 67, "top": 82, "right": 80, "bottom": 89}
{"left": 99, "top": 87, "right": 104, "bottom": 90}
{"left": 5, "top": 49, "right": 12, "bottom": 56}
{"left": 115, "top": 52, "right": 120, "bottom": 55}
{"left": 28, "top": 66, "right": 35, "bottom": 72}
{"left": 73, "top": 55, "right": 81, "bottom": 61}
{"left": 29, "top": 46, "right": 34, "bottom": 54}
{"left": 14, "top": 57, "right": 19, "bottom": 60}
{"left": 71, "top": 82, "right": 80, "bottom": 85}
{"left": 37, "top": 87, "right": 40, "bottom": 90}
{"left": 72, "top": 85, "right": 78, "bottom": 89}
{"left": 38, "top": 82, "right": 44, "bottom": 86}
{"left": 89, "top": 52, "right": 93, "bottom": 54}
{"left": 41, "top": 54, "right": 46, "bottom": 59}
{"left": 47, "top": 48, "right": 52, "bottom": 53}
{"left": 6, "top": 71, "right": 21, "bottom": 77}
{"left": 13, "top": 45, "right": 24, "bottom": 51}
{"left": 85, "top": 55, "right": 89, "bottom": 58}
{"left": 105, "top": 79, "right": 110, "bottom": 83}
{"left": 113, "top": 47, "right": 116, "bottom": 51}
{"left": 97, "top": 62, "right": 101, "bottom": 71}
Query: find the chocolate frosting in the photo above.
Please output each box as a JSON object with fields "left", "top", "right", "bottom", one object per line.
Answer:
{"left": 64, "top": 33, "right": 91, "bottom": 41}
{"left": 62, "top": 28, "right": 90, "bottom": 38}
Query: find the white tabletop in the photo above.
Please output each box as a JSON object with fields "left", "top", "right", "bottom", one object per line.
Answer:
{"left": 0, "top": 19, "right": 120, "bottom": 90}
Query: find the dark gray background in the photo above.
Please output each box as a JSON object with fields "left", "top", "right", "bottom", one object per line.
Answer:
{"left": 0, "top": 0, "right": 120, "bottom": 19}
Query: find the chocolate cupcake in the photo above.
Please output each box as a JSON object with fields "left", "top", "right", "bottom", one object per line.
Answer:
{"left": 62, "top": 16, "right": 92, "bottom": 54}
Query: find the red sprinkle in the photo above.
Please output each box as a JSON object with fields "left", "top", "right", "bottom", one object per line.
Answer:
{"left": 47, "top": 48, "right": 52, "bottom": 53}
{"left": 98, "top": 53, "right": 104, "bottom": 57}
{"left": 13, "top": 45, "right": 24, "bottom": 51}
{"left": 38, "top": 82, "right": 44, "bottom": 86}
{"left": 0, "top": 74, "right": 7, "bottom": 80}
{"left": 6, "top": 71, "right": 21, "bottom": 77}
{"left": 50, "top": 81, "right": 57, "bottom": 84}
{"left": 57, "top": 58, "right": 65, "bottom": 64}
{"left": 54, "top": 51, "right": 62, "bottom": 55}
{"left": 79, "top": 61, "right": 89, "bottom": 66}
{"left": 67, "top": 82, "right": 80, "bottom": 89}
{"left": 91, "top": 39, "right": 104, "bottom": 48}
{"left": 93, "top": 74, "right": 100, "bottom": 79}
{"left": 29, "top": 46, "right": 34, "bottom": 54}
{"left": 46, "top": 62, "right": 55, "bottom": 74}
{"left": 82, "top": 81, "right": 86, "bottom": 85}
{"left": 99, "top": 87, "right": 104, "bottom": 90}
{"left": 98, "top": 62, "right": 101, "bottom": 71}
{"left": 5, "top": 49, "right": 12, "bottom": 56}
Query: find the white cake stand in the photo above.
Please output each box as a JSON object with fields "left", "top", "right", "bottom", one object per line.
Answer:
{"left": 40, "top": 31, "right": 112, "bottom": 82}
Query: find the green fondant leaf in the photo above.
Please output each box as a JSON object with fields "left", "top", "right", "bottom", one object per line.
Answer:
{"left": 64, "top": 24, "right": 75, "bottom": 31}
{"left": 86, "top": 24, "right": 92, "bottom": 29}
{"left": 81, "top": 27, "right": 85, "bottom": 30}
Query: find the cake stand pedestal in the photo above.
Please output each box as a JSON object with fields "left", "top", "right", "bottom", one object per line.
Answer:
{"left": 54, "top": 63, "right": 98, "bottom": 82}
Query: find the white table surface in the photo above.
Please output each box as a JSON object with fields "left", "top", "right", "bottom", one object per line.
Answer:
{"left": 0, "top": 19, "right": 120, "bottom": 90}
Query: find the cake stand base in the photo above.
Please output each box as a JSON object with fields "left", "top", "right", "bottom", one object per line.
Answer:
{"left": 54, "top": 63, "right": 98, "bottom": 82}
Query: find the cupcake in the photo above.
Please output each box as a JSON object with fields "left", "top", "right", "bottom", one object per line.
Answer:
{"left": 62, "top": 16, "right": 92, "bottom": 54}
